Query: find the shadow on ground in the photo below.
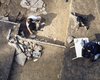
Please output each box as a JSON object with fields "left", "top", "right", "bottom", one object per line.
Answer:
{"left": 61, "top": 47, "right": 100, "bottom": 80}
{"left": 36, "top": 35, "right": 65, "bottom": 46}
{"left": 71, "top": 12, "right": 95, "bottom": 28}
{"left": 0, "top": 54, "right": 14, "bottom": 80}
{"left": 41, "top": 13, "right": 57, "bottom": 26}
{"left": 0, "top": 21, "right": 15, "bottom": 80}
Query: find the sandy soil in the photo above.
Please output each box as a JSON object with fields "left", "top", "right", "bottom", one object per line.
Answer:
{"left": 6, "top": 0, "right": 70, "bottom": 80}
{"left": 62, "top": 0, "right": 100, "bottom": 80}
{"left": 9, "top": 44, "right": 65, "bottom": 80}
{"left": 0, "top": 0, "right": 71, "bottom": 45}
{"left": 37, "top": 0, "right": 71, "bottom": 44}
{"left": 1, "top": 0, "right": 100, "bottom": 80}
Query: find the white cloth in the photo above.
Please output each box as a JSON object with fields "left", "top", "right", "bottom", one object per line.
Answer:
{"left": 26, "top": 15, "right": 41, "bottom": 28}
{"left": 27, "top": 15, "right": 41, "bottom": 21}
{"left": 73, "top": 38, "right": 89, "bottom": 60}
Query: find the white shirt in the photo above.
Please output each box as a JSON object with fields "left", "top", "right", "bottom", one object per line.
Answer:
{"left": 26, "top": 15, "right": 41, "bottom": 27}
{"left": 27, "top": 15, "right": 41, "bottom": 21}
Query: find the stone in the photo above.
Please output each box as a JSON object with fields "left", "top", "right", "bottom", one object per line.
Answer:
{"left": 0, "top": 16, "right": 8, "bottom": 21}
{"left": 67, "top": 36, "right": 74, "bottom": 44}
{"left": 6, "top": 29, "right": 12, "bottom": 40}
{"left": 32, "top": 51, "right": 41, "bottom": 58}
{"left": 20, "top": 0, "right": 47, "bottom": 14}
{"left": 20, "top": 0, "right": 30, "bottom": 9}
{"left": 20, "top": 0, "right": 44, "bottom": 9}
{"left": 30, "top": 8, "right": 37, "bottom": 12}
{"left": 33, "top": 0, "right": 44, "bottom": 8}
{"left": 34, "top": 44, "right": 43, "bottom": 51}
{"left": 33, "top": 58, "right": 38, "bottom": 62}
{"left": 15, "top": 53, "right": 26, "bottom": 66}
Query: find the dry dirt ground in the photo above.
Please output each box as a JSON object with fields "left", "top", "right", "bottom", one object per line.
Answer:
{"left": 37, "top": 0, "right": 71, "bottom": 44}
{"left": 0, "top": 0, "right": 71, "bottom": 45}
{"left": 62, "top": 0, "right": 100, "bottom": 80}
{"left": 0, "top": 0, "right": 100, "bottom": 80}
{"left": 7, "top": 0, "right": 71, "bottom": 80}
{"left": 9, "top": 44, "right": 65, "bottom": 80}
{"left": 68, "top": 0, "right": 100, "bottom": 40}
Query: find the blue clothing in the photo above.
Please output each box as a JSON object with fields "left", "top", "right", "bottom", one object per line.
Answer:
{"left": 82, "top": 42, "right": 100, "bottom": 61}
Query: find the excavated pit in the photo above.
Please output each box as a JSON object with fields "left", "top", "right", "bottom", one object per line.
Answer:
{"left": 0, "top": 0, "right": 100, "bottom": 80}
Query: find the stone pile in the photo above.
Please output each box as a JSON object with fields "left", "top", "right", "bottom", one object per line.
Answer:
{"left": 20, "top": 0, "right": 47, "bottom": 15}
{"left": 7, "top": 28, "right": 43, "bottom": 66}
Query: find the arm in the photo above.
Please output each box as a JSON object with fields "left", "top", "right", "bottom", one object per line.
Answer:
{"left": 26, "top": 25, "right": 33, "bottom": 35}
{"left": 26, "top": 22, "right": 33, "bottom": 35}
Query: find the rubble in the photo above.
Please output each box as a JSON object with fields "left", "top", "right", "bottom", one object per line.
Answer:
{"left": 0, "top": 16, "right": 8, "bottom": 21}
{"left": 7, "top": 27, "right": 43, "bottom": 66}
{"left": 15, "top": 53, "right": 26, "bottom": 66}
{"left": 20, "top": 0, "right": 47, "bottom": 15}
{"left": 67, "top": 36, "right": 74, "bottom": 44}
